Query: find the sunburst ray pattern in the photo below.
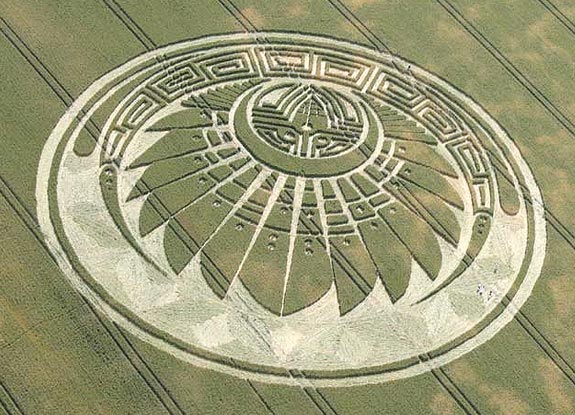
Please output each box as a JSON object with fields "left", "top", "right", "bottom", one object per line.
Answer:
{"left": 126, "top": 78, "right": 508, "bottom": 316}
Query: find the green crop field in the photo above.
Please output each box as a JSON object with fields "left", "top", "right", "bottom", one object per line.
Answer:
{"left": 1, "top": 1, "right": 575, "bottom": 414}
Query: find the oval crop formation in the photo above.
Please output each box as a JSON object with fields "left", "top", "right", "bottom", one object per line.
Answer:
{"left": 38, "top": 33, "right": 546, "bottom": 386}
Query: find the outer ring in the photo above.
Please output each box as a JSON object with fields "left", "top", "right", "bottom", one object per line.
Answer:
{"left": 37, "top": 33, "right": 546, "bottom": 387}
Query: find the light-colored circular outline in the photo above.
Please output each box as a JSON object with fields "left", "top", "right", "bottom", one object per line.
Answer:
{"left": 37, "top": 33, "right": 546, "bottom": 387}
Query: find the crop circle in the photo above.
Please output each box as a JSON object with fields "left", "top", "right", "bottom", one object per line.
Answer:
{"left": 37, "top": 33, "right": 546, "bottom": 386}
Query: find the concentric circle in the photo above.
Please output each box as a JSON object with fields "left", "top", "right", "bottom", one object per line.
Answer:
{"left": 37, "top": 33, "right": 546, "bottom": 386}
{"left": 231, "top": 79, "right": 382, "bottom": 177}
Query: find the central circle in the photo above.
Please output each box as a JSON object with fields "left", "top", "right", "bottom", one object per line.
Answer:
{"left": 231, "top": 80, "right": 383, "bottom": 177}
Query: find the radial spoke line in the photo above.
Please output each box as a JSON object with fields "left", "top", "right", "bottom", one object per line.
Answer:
{"left": 131, "top": 139, "right": 237, "bottom": 168}
{"left": 279, "top": 180, "right": 373, "bottom": 300}
{"left": 329, "top": 178, "right": 383, "bottom": 289}
{"left": 313, "top": 180, "right": 334, "bottom": 271}
{"left": 101, "top": 5, "right": 276, "bottom": 412}
{"left": 398, "top": 182, "right": 458, "bottom": 247}
{"left": 168, "top": 158, "right": 255, "bottom": 219}
{"left": 137, "top": 150, "right": 244, "bottom": 196}
{"left": 280, "top": 177, "right": 305, "bottom": 316}
{"left": 197, "top": 168, "right": 268, "bottom": 255}
{"left": 327, "top": 179, "right": 359, "bottom": 229}
{"left": 323, "top": 0, "right": 575, "bottom": 252}
{"left": 319, "top": 3, "right": 493, "bottom": 397}
{"left": 2, "top": 4, "right": 300, "bottom": 413}
{"left": 357, "top": 169, "right": 380, "bottom": 187}
{"left": 7, "top": 0, "right": 568, "bottom": 412}
{"left": 227, "top": 174, "right": 287, "bottom": 292}
{"left": 113, "top": 0, "right": 575, "bottom": 412}
{"left": 380, "top": 160, "right": 405, "bottom": 186}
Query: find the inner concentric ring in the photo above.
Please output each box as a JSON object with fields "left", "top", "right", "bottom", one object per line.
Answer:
{"left": 231, "top": 80, "right": 383, "bottom": 177}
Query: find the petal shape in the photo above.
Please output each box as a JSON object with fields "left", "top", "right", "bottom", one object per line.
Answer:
{"left": 239, "top": 229, "right": 290, "bottom": 315}
{"left": 378, "top": 202, "right": 442, "bottom": 281}
{"left": 488, "top": 153, "right": 520, "bottom": 216}
{"left": 283, "top": 236, "right": 333, "bottom": 315}
{"left": 396, "top": 161, "right": 464, "bottom": 210}
{"left": 129, "top": 129, "right": 208, "bottom": 169}
{"left": 417, "top": 213, "right": 492, "bottom": 303}
{"left": 395, "top": 141, "right": 458, "bottom": 178}
{"left": 330, "top": 234, "right": 378, "bottom": 315}
{"left": 138, "top": 195, "right": 166, "bottom": 237}
{"left": 332, "top": 260, "right": 367, "bottom": 316}
{"left": 358, "top": 219, "right": 411, "bottom": 302}
{"left": 134, "top": 152, "right": 211, "bottom": 193}
{"left": 201, "top": 215, "right": 258, "bottom": 296}
{"left": 138, "top": 170, "right": 216, "bottom": 236}
{"left": 163, "top": 223, "right": 195, "bottom": 275}
{"left": 394, "top": 177, "right": 461, "bottom": 246}
{"left": 148, "top": 107, "right": 211, "bottom": 130}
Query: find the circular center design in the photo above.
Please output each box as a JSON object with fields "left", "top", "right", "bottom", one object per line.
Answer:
{"left": 37, "top": 33, "right": 546, "bottom": 386}
{"left": 230, "top": 80, "right": 380, "bottom": 178}
{"left": 250, "top": 82, "right": 369, "bottom": 160}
